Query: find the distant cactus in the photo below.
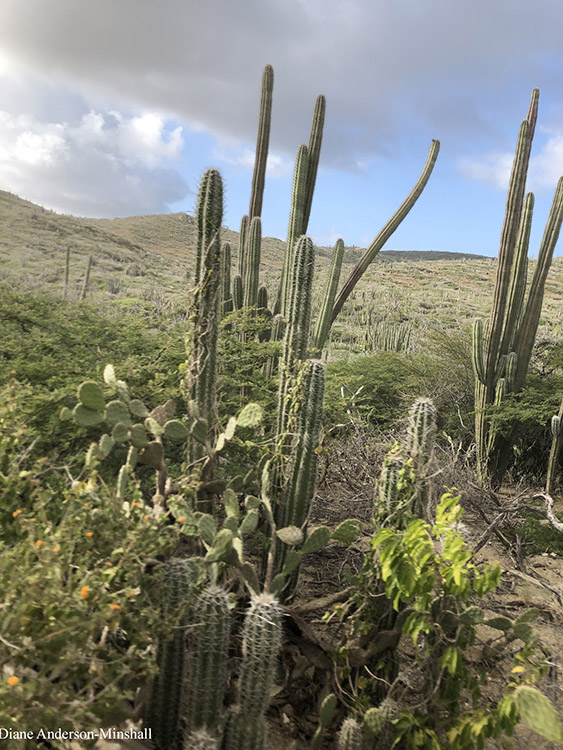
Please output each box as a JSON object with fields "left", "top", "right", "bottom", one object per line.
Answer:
{"left": 243, "top": 217, "right": 262, "bottom": 309}
{"left": 79, "top": 254, "right": 92, "bottom": 301}
{"left": 232, "top": 274, "right": 243, "bottom": 311}
{"left": 248, "top": 64, "right": 273, "bottom": 222}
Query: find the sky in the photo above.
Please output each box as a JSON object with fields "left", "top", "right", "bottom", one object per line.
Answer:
{"left": 2, "top": 0, "right": 563, "bottom": 258}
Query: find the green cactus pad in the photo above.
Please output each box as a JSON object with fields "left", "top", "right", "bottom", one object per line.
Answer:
{"left": 239, "top": 510, "right": 259, "bottom": 536}
{"left": 331, "top": 519, "right": 362, "bottom": 544}
{"left": 98, "top": 433, "right": 114, "bottom": 458}
{"left": 129, "top": 399, "right": 150, "bottom": 418}
{"left": 301, "top": 526, "right": 331, "bottom": 555}
{"left": 204, "top": 529, "right": 234, "bottom": 563}
{"left": 144, "top": 416, "right": 164, "bottom": 437}
{"left": 164, "top": 419, "right": 190, "bottom": 441}
{"left": 78, "top": 380, "right": 106, "bottom": 412}
{"left": 103, "top": 364, "right": 117, "bottom": 386}
{"left": 59, "top": 406, "right": 73, "bottom": 421}
{"left": 514, "top": 685, "right": 563, "bottom": 743}
{"left": 111, "top": 422, "right": 129, "bottom": 443}
{"left": 106, "top": 400, "right": 131, "bottom": 427}
{"left": 191, "top": 418, "right": 209, "bottom": 445}
{"left": 140, "top": 441, "right": 164, "bottom": 469}
{"left": 116, "top": 465, "right": 128, "bottom": 500}
{"left": 73, "top": 403, "right": 105, "bottom": 427}
{"left": 276, "top": 526, "right": 304, "bottom": 546}
{"left": 129, "top": 423, "right": 149, "bottom": 449}
{"left": 237, "top": 403, "right": 263, "bottom": 428}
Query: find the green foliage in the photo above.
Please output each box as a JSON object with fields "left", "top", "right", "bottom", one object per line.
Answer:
{"left": 0, "top": 381, "right": 178, "bottom": 742}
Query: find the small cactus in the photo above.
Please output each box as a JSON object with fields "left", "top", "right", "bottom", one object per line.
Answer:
{"left": 337, "top": 718, "right": 363, "bottom": 750}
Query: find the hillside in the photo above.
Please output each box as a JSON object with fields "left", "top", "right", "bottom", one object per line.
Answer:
{"left": 0, "top": 189, "right": 561, "bottom": 350}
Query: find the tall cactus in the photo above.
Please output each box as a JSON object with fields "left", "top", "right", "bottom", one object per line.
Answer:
{"left": 243, "top": 216, "right": 262, "bottom": 309}
{"left": 473, "top": 90, "right": 563, "bottom": 484}
{"left": 312, "top": 238, "right": 345, "bottom": 354}
{"left": 223, "top": 593, "right": 283, "bottom": 750}
{"left": 546, "top": 396, "right": 563, "bottom": 494}
{"left": 220, "top": 241, "right": 233, "bottom": 316}
{"left": 184, "top": 169, "right": 224, "bottom": 510}
{"left": 186, "top": 586, "right": 231, "bottom": 734}
{"left": 248, "top": 64, "right": 274, "bottom": 222}
{"left": 406, "top": 397, "right": 437, "bottom": 472}
{"left": 148, "top": 559, "right": 194, "bottom": 750}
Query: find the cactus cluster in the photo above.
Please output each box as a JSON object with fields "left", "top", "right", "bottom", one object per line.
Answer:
{"left": 473, "top": 90, "right": 563, "bottom": 485}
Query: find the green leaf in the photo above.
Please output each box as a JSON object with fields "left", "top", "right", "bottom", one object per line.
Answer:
{"left": 164, "top": 419, "right": 189, "bottom": 441}
{"left": 106, "top": 400, "right": 131, "bottom": 427}
{"left": 78, "top": 380, "right": 105, "bottom": 412}
{"left": 301, "top": 526, "right": 331, "bottom": 555}
{"left": 73, "top": 404, "right": 104, "bottom": 427}
{"left": 276, "top": 526, "right": 304, "bottom": 546}
{"left": 237, "top": 402, "right": 263, "bottom": 428}
{"left": 204, "top": 529, "right": 233, "bottom": 563}
{"left": 512, "top": 622, "right": 534, "bottom": 644}
{"left": 331, "top": 519, "right": 362, "bottom": 544}
{"left": 513, "top": 685, "right": 563, "bottom": 743}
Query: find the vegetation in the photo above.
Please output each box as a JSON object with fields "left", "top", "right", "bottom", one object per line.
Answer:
{"left": 0, "top": 64, "right": 562, "bottom": 750}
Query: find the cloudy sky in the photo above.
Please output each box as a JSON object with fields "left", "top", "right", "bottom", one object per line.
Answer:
{"left": 2, "top": 0, "right": 563, "bottom": 257}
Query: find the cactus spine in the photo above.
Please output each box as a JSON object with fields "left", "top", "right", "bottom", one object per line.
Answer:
{"left": 186, "top": 586, "right": 231, "bottom": 734}
{"left": 223, "top": 593, "right": 282, "bottom": 750}
{"left": 148, "top": 559, "right": 194, "bottom": 750}
{"left": 313, "top": 238, "right": 345, "bottom": 354}
{"left": 473, "top": 90, "right": 563, "bottom": 484}
{"left": 546, "top": 396, "right": 563, "bottom": 494}
{"left": 337, "top": 718, "right": 363, "bottom": 750}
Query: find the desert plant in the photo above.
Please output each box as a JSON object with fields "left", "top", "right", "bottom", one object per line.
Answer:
{"left": 546, "top": 395, "right": 563, "bottom": 494}
{"left": 473, "top": 89, "right": 563, "bottom": 485}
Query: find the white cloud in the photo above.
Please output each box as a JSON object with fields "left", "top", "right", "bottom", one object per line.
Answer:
{"left": 458, "top": 152, "right": 514, "bottom": 190}
{"left": 213, "top": 143, "right": 292, "bottom": 178}
{"left": 0, "top": 108, "right": 188, "bottom": 216}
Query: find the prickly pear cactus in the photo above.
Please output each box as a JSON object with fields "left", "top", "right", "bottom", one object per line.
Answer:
{"left": 337, "top": 718, "right": 363, "bottom": 750}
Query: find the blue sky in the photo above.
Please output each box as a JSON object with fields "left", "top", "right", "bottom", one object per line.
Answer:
{"left": 1, "top": 0, "right": 563, "bottom": 257}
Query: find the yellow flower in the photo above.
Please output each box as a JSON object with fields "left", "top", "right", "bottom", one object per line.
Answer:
{"left": 12, "top": 510, "right": 22, "bottom": 517}
{"left": 80, "top": 586, "right": 90, "bottom": 599}
{"left": 143, "top": 514, "right": 150, "bottom": 520}
{"left": 35, "top": 540, "right": 42, "bottom": 547}
{"left": 109, "top": 604, "right": 120, "bottom": 611}
{"left": 178, "top": 516, "right": 185, "bottom": 523}
{"left": 131, "top": 502, "right": 138, "bottom": 508}
{"left": 86, "top": 532, "right": 93, "bottom": 537}
{"left": 105, "top": 562, "right": 113, "bottom": 567}
{"left": 7, "top": 676, "right": 19, "bottom": 686}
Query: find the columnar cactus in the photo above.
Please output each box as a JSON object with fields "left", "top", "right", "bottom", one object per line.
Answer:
{"left": 148, "top": 559, "right": 194, "bottom": 750}
{"left": 406, "top": 397, "right": 437, "bottom": 471}
{"left": 248, "top": 64, "right": 273, "bottom": 222}
{"left": 337, "top": 718, "right": 363, "bottom": 750}
{"left": 223, "top": 593, "right": 283, "bottom": 750}
{"left": 220, "top": 241, "right": 233, "bottom": 315}
{"left": 473, "top": 90, "right": 563, "bottom": 484}
{"left": 243, "top": 216, "right": 262, "bottom": 309}
{"left": 194, "top": 168, "right": 224, "bottom": 287}
{"left": 186, "top": 586, "right": 232, "bottom": 734}
{"left": 546, "top": 396, "right": 563, "bottom": 494}
{"left": 312, "top": 238, "right": 345, "bottom": 354}
{"left": 377, "top": 449, "right": 406, "bottom": 520}
{"left": 302, "top": 94, "right": 326, "bottom": 231}
{"left": 232, "top": 274, "right": 243, "bottom": 311}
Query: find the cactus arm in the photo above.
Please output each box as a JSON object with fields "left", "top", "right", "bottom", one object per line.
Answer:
{"left": 331, "top": 139, "right": 440, "bottom": 323}
{"left": 238, "top": 214, "right": 249, "bottom": 284}
{"left": 312, "top": 238, "right": 345, "bottom": 354}
{"left": 243, "top": 217, "right": 262, "bottom": 309}
{"left": 485, "top": 90, "right": 538, "bottom": 386}
{"left": 303, "top": 94, "right": 326, "bottom": 231}
{"left": 280, "top": 144, "right": 310, "bottom": 316}
{"left": 248, "top": 64, "right": 274, "bottom": 221}
{"left": 221, "top": 241, "right": 233, "bottom": 315}
{"left": 513, "top": 176, "right": 563, "bottom": 389}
